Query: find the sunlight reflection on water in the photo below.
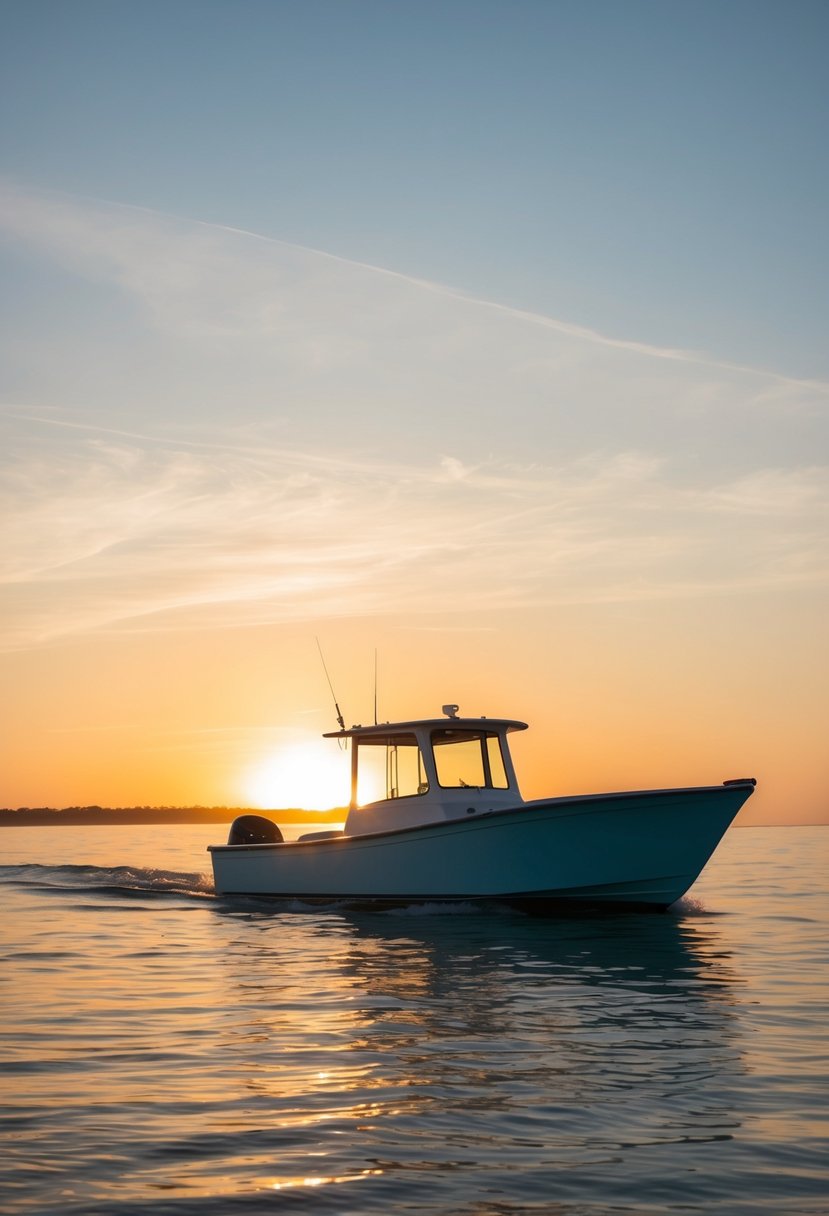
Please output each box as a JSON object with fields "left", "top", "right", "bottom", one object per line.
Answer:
{"left": 0, "top": 826, "right": 827, "bottom": 1215}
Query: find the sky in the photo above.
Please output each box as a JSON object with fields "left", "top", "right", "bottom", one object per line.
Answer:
{"left": 1, "top": 0, "right": 827, "bottom": 824}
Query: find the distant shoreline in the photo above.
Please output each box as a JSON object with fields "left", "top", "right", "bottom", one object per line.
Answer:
{"left": 0, "top": 807, "right": 819, "bottom": 828}
{"left": 0, "top": 806, "right": 347, "bottom": 827}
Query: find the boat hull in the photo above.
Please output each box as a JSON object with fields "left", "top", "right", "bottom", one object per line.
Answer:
{"left": 209, "top": 782, "right": 754, "bottom": 910}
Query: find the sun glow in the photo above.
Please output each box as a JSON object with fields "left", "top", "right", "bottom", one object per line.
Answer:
{"left": 244, "top": 740, "right": 350, "bottom": 811}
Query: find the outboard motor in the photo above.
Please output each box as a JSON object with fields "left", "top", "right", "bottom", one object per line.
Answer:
{"left": 227, "top": 815, "right": 283, "bottom": 846}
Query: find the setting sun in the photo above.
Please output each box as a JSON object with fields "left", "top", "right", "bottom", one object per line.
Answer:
{"left": 244, "top": 740, "right": 350, "bottom": 811}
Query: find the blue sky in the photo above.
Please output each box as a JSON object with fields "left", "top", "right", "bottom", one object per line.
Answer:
{"left": 2, "top": 0, "right": 827, "bottom": 376}
{"left": 1, "top": 2, "right": 827, "bottom": 818}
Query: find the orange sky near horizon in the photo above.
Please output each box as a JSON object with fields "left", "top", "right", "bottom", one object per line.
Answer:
{"left": 3, "top": 593, "right": 827, "bottom": 825}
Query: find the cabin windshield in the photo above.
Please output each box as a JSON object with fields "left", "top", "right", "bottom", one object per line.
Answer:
{"left": 431, "top": 729, "right": 509, "bottom": 790}
{"left": 356, "top": 733, "right": 429, "bottom": 806}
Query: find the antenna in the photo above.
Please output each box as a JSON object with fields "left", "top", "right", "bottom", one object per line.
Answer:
{"left": 316, "top": 637, "right": 345, "bottom": 731}
{"left": 373, "top": 649, "right": 378, "bottom": 725}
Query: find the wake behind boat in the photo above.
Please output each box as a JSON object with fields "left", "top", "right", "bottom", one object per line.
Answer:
{"left": 209, "top": 705, "right": 756, "bottom": 910}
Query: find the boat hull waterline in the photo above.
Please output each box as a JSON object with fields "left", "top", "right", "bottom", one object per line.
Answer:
{"left": 210, "top": 783, "right": 754, "bottom": 911}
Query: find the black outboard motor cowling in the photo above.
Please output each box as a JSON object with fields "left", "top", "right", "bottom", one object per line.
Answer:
{"left": 227, "top": 815, "right": 284, "bottom": 846}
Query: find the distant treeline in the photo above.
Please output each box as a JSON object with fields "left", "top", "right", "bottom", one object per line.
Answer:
{"left": 0, "top": 806, "right": 347, "bottom": 826}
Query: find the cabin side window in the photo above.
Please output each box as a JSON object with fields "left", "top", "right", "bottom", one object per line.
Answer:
{"left": 355, "top": 733, "right": 429, "bottom": 806}
{"left": 431, "top": 729, "right": 509, "bottom": 790}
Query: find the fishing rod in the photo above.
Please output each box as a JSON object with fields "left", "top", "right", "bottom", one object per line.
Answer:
{"left": 315, "top": 637, "right": 346, "bottom": 731}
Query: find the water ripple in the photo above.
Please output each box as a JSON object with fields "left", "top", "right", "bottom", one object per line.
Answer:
{"left": 0, "top": 826, "right": 827, "bottom": 1215}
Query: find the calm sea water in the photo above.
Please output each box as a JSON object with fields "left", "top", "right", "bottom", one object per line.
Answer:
{"left": 1, "top": 824, "right": 827, "bottom": 1216}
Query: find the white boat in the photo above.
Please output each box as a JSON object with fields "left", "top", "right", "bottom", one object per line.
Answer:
{"left": 209, "top": 705, "right": 756, "bottom": 911}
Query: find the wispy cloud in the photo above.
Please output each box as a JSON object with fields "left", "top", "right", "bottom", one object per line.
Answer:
{"left": 2, "top": 414, "right": 826, "bottom": 649}
{"left": 6, "top": 182, "right": 821, "bottom": 389}
{"left": 2, "top": 182, "right": 827, "bottom": 409}
{"left": 1, "top": 183, "right": 827, "bottom": 650}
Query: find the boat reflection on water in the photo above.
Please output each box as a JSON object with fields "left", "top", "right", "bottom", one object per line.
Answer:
{"left": 211, "top": 896, "right": 742, "bottom": 1010}
{"left": 205, "top": 900, "right": 747, "bottom": 1204}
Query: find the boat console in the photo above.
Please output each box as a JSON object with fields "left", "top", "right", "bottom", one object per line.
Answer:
{"left": 324, "top": 707, "right": 529, "bottom": 835}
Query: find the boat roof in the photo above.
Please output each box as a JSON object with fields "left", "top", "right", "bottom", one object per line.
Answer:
{"left": 323, "top": 715, "right": 529, "bottom": 740}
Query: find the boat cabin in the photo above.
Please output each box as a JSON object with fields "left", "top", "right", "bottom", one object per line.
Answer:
{"left": 324, "top": 705, "right": 528, "bottom": 835}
